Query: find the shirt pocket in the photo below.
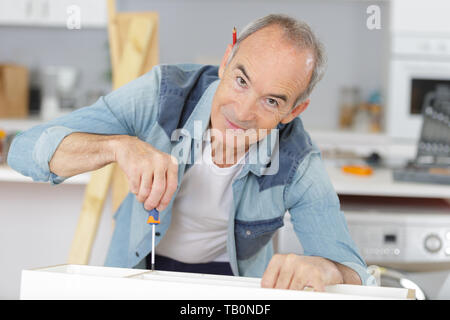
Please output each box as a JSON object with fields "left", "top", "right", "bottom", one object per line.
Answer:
{"left": 234, "top": 216, "right": 284, "bottom": 260}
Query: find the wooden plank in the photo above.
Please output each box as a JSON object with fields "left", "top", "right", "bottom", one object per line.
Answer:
{"left": 111, "top": 164, "right": 129, "bottom": 213}
{"left": 142, "top": 14, "right": 159, "bottom": 73}
{"left": 106, "top": 0, "right": 120, "bottom": 73}
{"left": 67, "top": 164, "right": 115, "bottom": 264}
{"left": 114, "top": 16, "right": 155, "bottom": 88}
{"left": 116, "top": 12, "right": 159, "bottom": 74}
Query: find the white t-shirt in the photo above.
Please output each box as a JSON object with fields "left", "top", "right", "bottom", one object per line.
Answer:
{"left": 155, "top": 138, "right": 245, "bottom": 263}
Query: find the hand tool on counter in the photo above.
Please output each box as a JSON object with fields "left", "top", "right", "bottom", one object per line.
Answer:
{"left": 341, "top": 164, "right": 373, "bottom": 176}
{"left": 147, "top": 208, "right": 160, "bottom": 271}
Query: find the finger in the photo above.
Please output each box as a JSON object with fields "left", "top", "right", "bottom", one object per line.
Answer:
{"left": 310, "top": 280, "right": 326, "bottom": 292}
{"left": 306, "top": 270, "right": 326, "bottom": 292}
{"left": 144, "top": 168, "right": 166, "bottom": 211}
{"left": 136, "top": 172, "right": 151, "bottom": 203}
{"left": 289, "top": 277, "right": 307, "bottom": 291}
{"left": 290, "top": 268, "right": 325, "bottom": 292}
{"left": 129, "top": 173, "right": 141, "bottom": 195}
{"left": 157, "top": 165, "right": 178, "bottom": 212}
{"left": 289, "top": 268, "right": 307, "bottom": 291}
{"left": 261, "top": 255, "right": 283, "bottom": 288}
{"left": 301, "top": 280, "right": 325, "bottom": 292}
{"left": 274, "top": 262, "right": 295, "bottom": 290}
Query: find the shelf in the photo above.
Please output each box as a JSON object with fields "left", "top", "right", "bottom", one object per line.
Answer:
{"left": 0, "top": 165, "right": 90, "bottom": 185}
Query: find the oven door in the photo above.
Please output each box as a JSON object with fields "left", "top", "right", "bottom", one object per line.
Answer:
{"left": 387, "top": 58, "right": 450, "bottom": 140}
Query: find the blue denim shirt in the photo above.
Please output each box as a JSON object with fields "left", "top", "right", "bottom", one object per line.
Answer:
{"left": 8, "top": 64, "right": 374, "bottom": 285}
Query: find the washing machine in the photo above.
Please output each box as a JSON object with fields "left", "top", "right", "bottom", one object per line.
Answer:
{"left": 273, "top": 196, "right": 450, "bottom": 300}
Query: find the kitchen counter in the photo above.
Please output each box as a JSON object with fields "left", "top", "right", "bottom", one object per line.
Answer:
{"left": 325, "top": 164, "right": 450, "bottom": 199}
{"left": 0, "top": 165, "right": 91, "bottom": 184}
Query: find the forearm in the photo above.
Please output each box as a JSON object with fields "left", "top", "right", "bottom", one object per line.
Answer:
{"left": 49, "top": 132, "right": 124, "bottom": 177}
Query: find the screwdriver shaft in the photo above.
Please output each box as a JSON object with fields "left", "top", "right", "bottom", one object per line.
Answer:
{"left": 151, "top": 224, "right": 155, "bottom": 271}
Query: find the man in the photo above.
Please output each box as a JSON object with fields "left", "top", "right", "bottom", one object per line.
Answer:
{"left": 8, "top": 14, "right": 373, "bottom": 291}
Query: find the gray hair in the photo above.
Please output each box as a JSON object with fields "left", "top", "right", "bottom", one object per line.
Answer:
{"left": 227, "top": 14, "right": 327, "bottom": 105}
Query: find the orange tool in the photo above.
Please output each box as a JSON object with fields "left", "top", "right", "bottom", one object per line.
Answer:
{"left": 147, "top": 209, "right": 160, "bottom": 271}
{"left": 341, "top": 165, "right": 373, "bottom": 176}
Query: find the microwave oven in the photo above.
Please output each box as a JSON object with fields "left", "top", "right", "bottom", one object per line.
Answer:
{"left": 386, "top": 35, "right": 450, "bottom": 140}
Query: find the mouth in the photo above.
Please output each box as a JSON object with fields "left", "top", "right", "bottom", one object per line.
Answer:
{"left": 224, "top": 117, "right": 245, "bottom": 131}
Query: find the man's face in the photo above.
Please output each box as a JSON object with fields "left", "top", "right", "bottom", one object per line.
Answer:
{"left": 210, "top": 24, "right": 315, "bottom": 150}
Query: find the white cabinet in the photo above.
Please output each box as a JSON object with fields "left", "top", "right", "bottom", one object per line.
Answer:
{"left": 391, "top": 0, "right": 450, "bottom": 35}
{"left": 0, "top": 0, "right": 107, "bottom": 28}
{"left": 0, "top": 0, "right": 30, "bottom": 25}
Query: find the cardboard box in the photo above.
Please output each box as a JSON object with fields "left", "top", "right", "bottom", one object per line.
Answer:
{"left": 0, "top": 64, "right": 29, "bottom": 118}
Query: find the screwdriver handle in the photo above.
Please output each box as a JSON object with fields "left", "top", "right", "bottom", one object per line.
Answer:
{"left": 147, "top": 209, "right": 160, "bottom": 272}
{"left": 147, "top": 208, "right": 160, "bottom": 225}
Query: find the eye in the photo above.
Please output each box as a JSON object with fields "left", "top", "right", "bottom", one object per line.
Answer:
{"left": 265, "top": 98, "right": 279, "bottom": 108}
{"left": 236, "top": 76, "right": 247, "bottom": 88}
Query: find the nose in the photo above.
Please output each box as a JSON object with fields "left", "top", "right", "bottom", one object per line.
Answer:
{"left": 234, "top": 95, "right": 257, "bottom": 122}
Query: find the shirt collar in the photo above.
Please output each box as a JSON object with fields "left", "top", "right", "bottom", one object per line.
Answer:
{"left": 182, "top": 79, "right": 220, "bottom": 140}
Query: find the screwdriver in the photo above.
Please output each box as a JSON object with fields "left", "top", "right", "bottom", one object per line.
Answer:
{"left": 147, "top": 208, "right": 160, "bottom": 271}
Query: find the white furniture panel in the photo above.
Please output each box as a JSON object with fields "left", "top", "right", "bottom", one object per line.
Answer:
{"left": 391, "top": 0, "right": 450, "bottom": 35}
{"left": 20, "top": 264, "right": 415, "bottom": 300}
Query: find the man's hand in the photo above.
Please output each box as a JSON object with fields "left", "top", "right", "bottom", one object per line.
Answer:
{"left": 113, "top": 135, "right": 179, "bottom": 212}
{"left": 261, "top": 254, "right": 347, "bottom": 292}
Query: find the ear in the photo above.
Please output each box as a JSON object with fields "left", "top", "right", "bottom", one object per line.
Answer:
{"left": 280, "top": 99, "right": 310, "bottom": 124}
{"left": 218, "top": 44, "right": 233, "bottom": 79}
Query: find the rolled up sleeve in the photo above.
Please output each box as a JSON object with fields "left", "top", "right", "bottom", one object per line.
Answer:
{"left": 7, "top": 97, "right": 128, "bottom": 184}
{"left": 32, "top": 126, "right": 78, "bottom": 184}
{"left": 7, "top": 66, "right": 161, "bottom": 184}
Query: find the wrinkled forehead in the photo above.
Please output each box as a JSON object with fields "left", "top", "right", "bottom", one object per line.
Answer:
{"left": 230, "top": 28, "right": 315, "bottom": 100}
